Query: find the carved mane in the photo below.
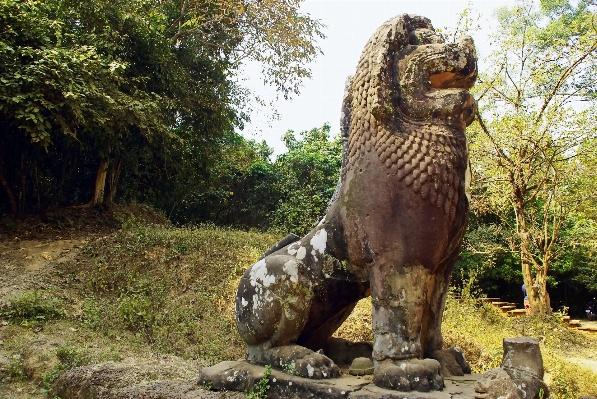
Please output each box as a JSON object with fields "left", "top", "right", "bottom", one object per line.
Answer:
{"left": 340, "top": 14, "right": 468, "bottom": 220}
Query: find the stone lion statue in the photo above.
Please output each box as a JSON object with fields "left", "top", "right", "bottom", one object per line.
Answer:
{"left": 235, "top": 14, "right": 477, "bottom": 392}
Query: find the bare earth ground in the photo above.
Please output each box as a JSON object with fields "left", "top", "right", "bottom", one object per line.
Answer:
{"left": 1, "top": 210, "right": 596, "bottom": 398}
{"left": 561, "top": 320, "right": 597, "bottom": 372}
{"left": 0, "top": 210, "right": 244, "bottom": 399}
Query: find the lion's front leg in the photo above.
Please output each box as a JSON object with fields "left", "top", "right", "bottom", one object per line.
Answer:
{"left": 370, "top": 262, "right": 444, "bottom": 391}
{"left": 425, "top": 252, "right": 472, "bottom": 377}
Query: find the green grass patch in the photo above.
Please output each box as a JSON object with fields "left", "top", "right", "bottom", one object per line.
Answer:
{"left": 61, "top": 222, "right": 277, "bottom": 364}
{"left": 1, "top": 354, "right": 28, "bottom": 383}
{"left": 0, "top": 290, "right": 65, "bottom": 326}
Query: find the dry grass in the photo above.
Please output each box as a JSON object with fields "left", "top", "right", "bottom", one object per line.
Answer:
{"left": 334, "top": 294, "right": 597, "bottom": 399}
{"left": 63, "top": 219, "right": 277, "bottom": 364}
{"left": 2, "top": 211, "right": 596, "bottom": 398}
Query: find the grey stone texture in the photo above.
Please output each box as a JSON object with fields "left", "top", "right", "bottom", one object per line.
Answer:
{"left": 501, "top": 337, "right": 544, "bottom": 380}
{"left": 349, "top": 357, "right": 374, "bottom": 376}
{"left": 234, "top": 13, "right": 478, "bottom": 392}
{"left": 430, "top": 348, "right": 471, "bottom": 377}
{"left": 474, "top": 338, "right": 549, "bottom": 399}
{"left": 199, "top": 360, "right": 481, "bottom": 399}
{"left": 51, "top": 361, "right": 246, "bottom": 399}
{"left": 50, "top": 340, "right": 555, "bottom": 399}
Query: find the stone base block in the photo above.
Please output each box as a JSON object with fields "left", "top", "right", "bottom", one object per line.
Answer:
{"left": 199, "top": 361, "right": 482, "bottom": 399}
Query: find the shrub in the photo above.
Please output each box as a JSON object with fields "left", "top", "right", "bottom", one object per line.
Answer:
{"left": 0, "top": 290, "right": 65, "bottom": 325}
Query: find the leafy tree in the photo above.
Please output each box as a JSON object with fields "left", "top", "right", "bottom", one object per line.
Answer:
{"left": 165, "top": 0, "right": 325, "bottom": 99}
{"left": 0, "top": 0, "right": 167, "bottom": 211}
{"left": 468, "top": 0, "right": 597, "bottom": 314}
{"left": 272, "top": 123, "right": 342, "bottom": 235}
{"left": 0, "top": 0, "right": 324, "bottom": 214}
{"left": 162, "top": 132, "right": 278, "bottom": 227}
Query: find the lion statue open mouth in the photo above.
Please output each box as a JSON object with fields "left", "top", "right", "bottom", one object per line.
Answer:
{"left": 234, "top": 14, "right": 477, "bottom": 392}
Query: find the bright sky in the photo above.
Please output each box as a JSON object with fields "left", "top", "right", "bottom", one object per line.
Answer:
{"left": 240, "top": 0, "right": 517, "bottom": 156}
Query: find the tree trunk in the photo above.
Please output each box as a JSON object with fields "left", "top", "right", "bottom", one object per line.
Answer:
{"left": 103, "top": 157, "right": 122, "bottom": 207}
{"left": 34, "top": 160, "right": 41, "bottom": 211}
{"left": 516, "top": 204, "right": 551, "bottom": 315}
{"left": 533, "top": 269, "right": 551, "bottom": 315}
{"left": 89, "top": 159, "right": 109, "bottom": 206}
{"left": 56, "top": 146, "right": 68, "bottom": 209}
{"left": 0, "top": 154, "right": 17, "bottom": 214}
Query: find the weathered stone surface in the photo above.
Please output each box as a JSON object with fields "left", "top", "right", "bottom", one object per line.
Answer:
{"left": 430, "top": 348, "right": 471, "bottom": 377}
{"left": 52, "top": 360, "right": 245, "bottom": 399}
{"left": 246, "top": 343, "right": 341, "bottom": 379}
{"left": 326, "top": 337, "right": 374, "bottom": 366}
{"left": 200, "top": 361, "right": 481, "bottom": 399}
{"left": 200, "top": 360, "right": 369, "bottom": 399}
{"left": 474, "top": 368, "right": 522, "bottom": 399}
{"left": 474, "top": 338, "right": 549, "bottom": 399}
{"left": 501, "top": 337, "right": 548, "bottom": 399}
{"left": 234, "top": 13, "right": 477, "bottom": 392}
{"left": 373, "top": 358, "right": 444, "bottom": 391}
{"left": 349, "top": 357, "right": 374, "bottom": 376}
{"left": 501, "top": 337, "right": 544, "bottom": 380}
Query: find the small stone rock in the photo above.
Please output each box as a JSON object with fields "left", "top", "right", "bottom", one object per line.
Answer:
{"left": 349, "top": 357, "right": 374, "bottom": 376}
{"left": 430, "top": 348, "right": 471, "bottom": 377}
{"left": 501, "top": 337, "right": 544, "bottom": 380}
{"left": 474, "top": 368, "right": 521, "bottom": 399}
{"left": 501, "top": 337, "right": 548, "bottom": 399}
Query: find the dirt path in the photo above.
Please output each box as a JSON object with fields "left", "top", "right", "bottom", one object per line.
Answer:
{"left": 562, "top": 320, "right": 597, "bottom": 374}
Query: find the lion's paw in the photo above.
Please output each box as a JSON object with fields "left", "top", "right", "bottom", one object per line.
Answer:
{"left": 259, "top": 344, "right": 341, "bottom": 379}
{"left": 293, "top": 350, "right": 341, "bottom": 379}
{"left": 373, "top": 358, "right": 444, "bottom": 392}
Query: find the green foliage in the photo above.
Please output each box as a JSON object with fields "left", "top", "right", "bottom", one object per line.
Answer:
{"left": 0, "top": 0, "right": 163, "bottom": 149}
{"left": 0, "top": 0, "right": 323, "bottom": 213}
{"left": 247, "top": 365, "right": 272, "bottom": 399}
{"left": 273, "top": 123, "right": 342, "bottom": 235}
{"left": 162, "top": 123, "right": 342, "bottom": 234}
{"left": 161, "top": 133, "right": 279, "bottom": 228}
{"left": 0, "top": 290, "right": 65, "bottom": 325}
{"left": 467, "top": 0, "right": 597, "bottom": 313}
{"left": 2, "top": 354, "right": 27, "bottom": 383}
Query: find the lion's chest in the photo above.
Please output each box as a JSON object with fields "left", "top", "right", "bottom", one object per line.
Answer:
{"left": 341, "top": 125, "right": 468, "bottom": 268}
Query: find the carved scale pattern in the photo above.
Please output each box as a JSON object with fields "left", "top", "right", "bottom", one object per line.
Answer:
{"left": 347, "top": 119, "right": 466, "bottom": 220}
{"left": 346, "top": 109, "right": 466, "bottom": 219}
{"left": 345, "top": 82, "right": 467, "bottom": 221}
{"left": 342, "top": 17, "right": 467, "bottom": 220}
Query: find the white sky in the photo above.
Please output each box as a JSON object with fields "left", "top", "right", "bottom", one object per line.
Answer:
{"left": 239, "top": 0, "right": 517, "bottom": 156}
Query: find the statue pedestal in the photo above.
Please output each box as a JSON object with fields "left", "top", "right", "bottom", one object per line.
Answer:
{"left": 199, "top": 360, "right": 481, "bottom": 399}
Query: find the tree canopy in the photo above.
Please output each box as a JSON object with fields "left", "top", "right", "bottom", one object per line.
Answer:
{"left": 0, "top": 0, "right": 323, "bottom": 212}
{"left": 466, "top": 0, "right": 597, "bottom": 314}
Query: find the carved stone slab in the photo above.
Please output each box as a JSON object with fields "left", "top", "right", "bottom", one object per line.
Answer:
{"left": 199, "top": 361, "right": 481, "bottom": 399}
